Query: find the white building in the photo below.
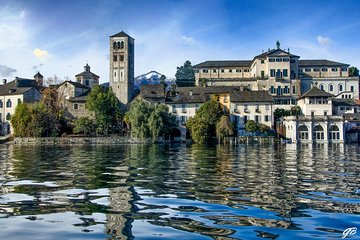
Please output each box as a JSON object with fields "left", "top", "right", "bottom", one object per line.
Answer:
{"left": 0, "top": 76, "right": 43, "bottom": 135}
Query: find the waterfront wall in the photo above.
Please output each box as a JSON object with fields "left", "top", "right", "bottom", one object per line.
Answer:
{"left": 13, "top": 136, "right": 151, "bottom": 145}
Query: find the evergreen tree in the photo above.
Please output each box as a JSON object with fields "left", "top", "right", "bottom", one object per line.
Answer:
{"left": 175, "top": 60, "right": 195, "bottom": 87}
{"left": 349, "top": 66, "right": 359, "bottom": 77}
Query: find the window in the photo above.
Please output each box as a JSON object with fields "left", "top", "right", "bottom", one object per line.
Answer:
{"left": 298, "top": 125, "right": 309, "bottom": 140}
{"left": 120, "top": 55, "right": 124, "bottom": 61}
{"left": 299, "top": 68, "right": 304, "bottom": 72}
{"left": 283, "top": 69, "right": 288, "bottom": 77}
{"left": 236, "top": 69, "right": 241, "bottom": 73}
{"left": 283, "top": 58, "right": 289, "bottom": 62}
{"left": 321, "top": 68, "right": 328, "bottom": 72}
{"left": 17, "top": 98, "right": 21, "bottom": 104}
{"left": 74, "top": 104, "right": 78, "bottom": 110}
{"left": 85, "top": 80, "right": 89, "bottom": 86}
{"left": 331, "top": 68, "right": 338, "bottom": 72}
{"left": 0, "top": 100, "right": 3, "bottom": 108}
{"left": 341, "top": 67, "right": 348, "bottom": 72}
{"left": 244, "top": 69, "right": 249, "bottom": 72}
{"left": 213, "top": 69, "right": 217, "bottom": 73}
{"left": 351, "top": 86, "right": 354, "bottom": 92}
{"left": 113, "top": 55, "right": 117, "bottom": 61}
{"left": 202, "top": 69, "right": 208, "bottom": 73}
{"left": 319, "top": 84, "right": 324, "bottom": 91}
{"left": 292, "top": 86, "right": 296, "bottom": 94}
{"left": 305, "top": 68, "right": 311, "bottom": 72}
{"left": 265, "top": 115, "right": 270, "bottom": 121}
{"left": 339, "top": 84, "right": 343, "bottom": 92}
{"left": 114, "top": 71, "right": 116, "bottom": 77}
{"left": 276, "top": 58, "right": 282, "bottom": 62}
{"left": 340, "top": 107, "right": 345, "bottom": 111}
{"left": 255, "top": 116, "right": 260, "bottom": 123}
{"left": 277, "top": 86, "right": 282, "bottom": 96}
{"left": 221, "top": 69, "right": 225, "bottom": 73}
{"left": 229, "top": 69, "right": 233, "bottom": 73}
{"left": 270, "top": 69, "right": 275, "bottom": 77}
{"left": 329, "top": 125, "right": 340, "bottom": 140}
{"left": 261, "top": 60, "right": 265, "bottom": 64}
{"left": 314, "top": 125, "right": 324, "bottom": 140}
{"left": 261, "top": 71, "right": 265, "bottom": 78}
{"left": 324, "top": 111, "right": 327, "bottom": 116}
{"left": 6, "top": 99, "right": 11, "bottom": 108}
{"left": 269, "top": 58, "right": 275, "bottom": 62}
{"left": 265, "top": 104, "right": 270, "bottom": 110}
{"left": 284, "top": 86, "right": 289, "bottom": 93}
{"left": 329, "top": 84, "right": 334, "bottom": 92}
{"left": 6, "top": 113, "right": 11, "bottom": 121}
{"left": 313, "top": 68, "right": 319, "bottom": 72}
{"left": 270, "top": 86, "right": 275, "bottom": 94}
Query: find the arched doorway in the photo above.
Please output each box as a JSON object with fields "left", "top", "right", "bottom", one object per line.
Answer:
{"left": 329, "top": 125, "right": 340, "bottom": 140}
{"left": 298, "top": 125, "right": 309, "bottom": 140}
{"left": 313, "top": 125, "right": 324, "bottom": 140}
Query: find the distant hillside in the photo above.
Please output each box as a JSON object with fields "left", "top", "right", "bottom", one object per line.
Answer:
{"left": 134, "top": 71, "right": 175, "bottom": 89}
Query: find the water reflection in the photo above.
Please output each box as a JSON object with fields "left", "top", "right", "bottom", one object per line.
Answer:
{"left": 0, "top": 143, "right": 359, "bottom": 239}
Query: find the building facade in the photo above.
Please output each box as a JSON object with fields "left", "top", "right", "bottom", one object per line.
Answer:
{"left": 109, "top": 31, "right": 135, "bottom": 105}
{"left": 0, "top": 76, "right": 43, "bottom": 134}
{"left": 75, "top": 64, "right": 99, "bottom": 89}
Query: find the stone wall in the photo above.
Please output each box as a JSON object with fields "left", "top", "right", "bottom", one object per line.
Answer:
{"left": 13, "top": 136, "right": 151, "bottom": 145}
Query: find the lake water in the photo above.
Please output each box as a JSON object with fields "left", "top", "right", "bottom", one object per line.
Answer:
{"left": 0, "top": 143, "right": 359, "bottom": 239}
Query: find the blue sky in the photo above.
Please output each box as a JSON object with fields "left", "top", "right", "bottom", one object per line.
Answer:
{"left": 1, "top": 0, "right": 360, "bottom": 83}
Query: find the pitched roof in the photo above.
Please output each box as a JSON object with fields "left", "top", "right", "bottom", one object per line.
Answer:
{"left": 34, "top": 72, "right": 43, "bottom": 78}
{"left": 299, "top": 87, "right": 334, "bottom": 99}
{"left": 254, "top": 48, "right": 299, "bottom": 59}
{"left": 58, "top": 81, "right": 90, "bottom": 89}
{"left": 75, "top": 71, "right": 99, "bottom": 78}
{"left": 110, "top": 31, "right": 134, "bottom": 39}
{"left": 0, "top": 78, "right": 41, "bottom": 96}
{"left": 140, "top": 84, "right": 165, "bottom": 100}
{"left": 193, "top": 60, "right": 252, "bottom": 68}
{"left": 299, "top": 59, "right": 349, "bottom": 67}
{"left": 68, "top": 92, "right": 89, "bottom": 102}
{"left": 332, "top": 98, "right": 360, "bottom": 107}
{"left": 230, "top": 91, "right": 273, "bottom": 103}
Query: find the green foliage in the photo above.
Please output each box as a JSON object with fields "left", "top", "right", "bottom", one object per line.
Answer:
{"left": 216, "top": 115, "right": 234, "bottom": 138}
{"left": 175, "top": 60, "right": 195, "bottom": 87}
{"left": 245, "top": 120, "right": 258, "bottom": 133}
{"left": 274, "top": 108, "right": 290, "bottom": 120}
{"left": 186, "top": 99, "right": 223, "bottom": 143}
{"left": 258, "top": 123, "right": 270, "bottom": 133}
{"left": 11, "top": 103, "right": 59, "bottom": 137}
{"left": 349, "top": 66, "right": 359, "bottom": 77}
{"left": 73, "top": 117, "right": 97, "bottom": 136}
{"left": 86, "top": 86, "right": 122, "bottom": 134}
{"left": 148, "top": 104, "right": 177, "bottom": 140}
{"left": 199, "top": 78, "right": 207, "bottom": 87}
{"left": 290, "top": 106, "right": 302, "bottom": 116}
{"left": 126, "top": 99, "right": 177, "bottom": 140}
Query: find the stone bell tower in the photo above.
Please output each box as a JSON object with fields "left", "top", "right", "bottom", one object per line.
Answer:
{"left": 109, "top": 31, "right": 135, "bottom": 105}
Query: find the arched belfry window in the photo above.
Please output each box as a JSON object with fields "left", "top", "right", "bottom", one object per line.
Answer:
{"left": 120, "top": 41, "right": 124, "bottom": 49}
{"left": 117, "top": 41, "right": 121, "bottom": 49}
{"left": 113, "top": 41, "right": 117, "bottom": 49}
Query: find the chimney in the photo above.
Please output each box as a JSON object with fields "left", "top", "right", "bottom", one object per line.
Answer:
{"left": 2, "top": 79, "right": 7, "bottom": 85}
{"left": 189, "top": 90, "right": 193, "bottom": 96}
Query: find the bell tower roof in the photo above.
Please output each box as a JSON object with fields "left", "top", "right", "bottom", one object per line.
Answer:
{"left": 110, "top": 31, "right": 134, "bottom": 39}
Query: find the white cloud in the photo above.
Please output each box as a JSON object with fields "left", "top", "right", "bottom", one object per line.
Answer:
{"left": 181, "top": 35, "right": 195, "bottom": 45}
{"left": 317, "top": 35, "right": 331, "bottom": 46}
{"left": 0, "top": 65, "right": 17, "bottom": 77}
{"left": 33, "top": 48, "right": 49, "bottom": 59}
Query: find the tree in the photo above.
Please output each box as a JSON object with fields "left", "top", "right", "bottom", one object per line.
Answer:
{"left": 11, "top": 103, "right": 32, "bottom": 137}
{"left": 175, "top": 60, "right": 195, "bottom": 87}
{"left": 160, "top": 75, "right": 166, "bottom": 85}
{"left": 245, "top": 120, "right": 258, "bottom": 133}
{"left": 73, "top": 117, "right": 97, "bottom": 136}
{"left": 290, "top": 106, "right": 302, "bottom": 116}
{"left": 126, "top": 99, "right": 177, "bottom": 140}
{"left": 274, "top": 108, "right": 290, "bottom": 120}
{"left": 148, "top": 104, "right": 177, "bottom": 140}
{"left": 199, "top": 78, "right": 208, "bottom": 87}
{"left": 12, "top": 103, "right": 59, "bottom": 137}
{"left": 216, "top": 115, "right": 234, "bottom": 140}
{"left": 186, "top": 99, "right": 223, "bottom": 143}
{"left": 349, "top": 66, "right": 359, "bottom": 77}
{"left": 86, "top": 86, "right": 122, "bottom": 134}
{"left": 258, "top": 123, "right": 270, "bottom": 133}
